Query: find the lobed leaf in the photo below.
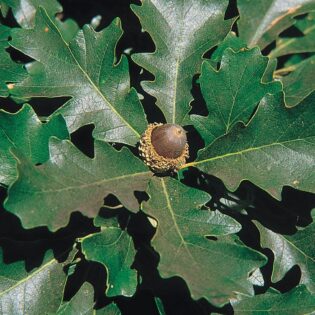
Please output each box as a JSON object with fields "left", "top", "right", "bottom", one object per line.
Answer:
{"left": 270, "top": 12, "right": 315, "bottom": 58}
{"left": 131, "top": 0, "right": 234, "bottom": 124}
{"left": 187, "top": 92, "right": 315, "bottom": 199}
{"left": 0, "top": 248, "right": 75, "bottom": 315}
{"left": 238, "top": 0, "right": 315, "bottom": 49}
{"left": 281, "top": 55, "right": 315, "bottom": 107}
{"left": 9, "top": 8, "right": 146, "bottom": 145}
{"left": 142, "top": 177, "right": 266, "bottom": 306}
{"left": 255, "top": 220, "right": 315, "bottom": 292}
{"left": 192, "top": 47, "right": 281, "bottom": 146}
{"left": 81, "top": 225, "right": 137, "bottom": 297}
{"left": 5, "top": 138, "right": 152, "bottom": 231}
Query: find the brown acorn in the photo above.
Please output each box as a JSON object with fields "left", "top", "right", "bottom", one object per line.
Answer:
{"left": 139, "top": 123, "right": 189, "bottom": 173}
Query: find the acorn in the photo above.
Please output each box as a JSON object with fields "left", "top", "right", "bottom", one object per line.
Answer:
{"left": 139, "top": 123, "right": 189, "bottom": 173}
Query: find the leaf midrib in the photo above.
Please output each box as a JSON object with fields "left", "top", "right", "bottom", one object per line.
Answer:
{"left": 160, "top": 179, "right": 196, "bottom": 262}
{"left": 0, "top": 258, "right": 56, "bottom": 297}
{"left": 25, "top": 171, "right": 151, "bottom": 194}
{"left": 136, "top": 2, "right": 226, "bottom": 124}
{"left": 183, "top": 137, "right": 312, "bottom": 168}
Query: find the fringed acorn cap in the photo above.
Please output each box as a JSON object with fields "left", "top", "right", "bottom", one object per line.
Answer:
{"left": 139, "top": 123, "right": 189, "bottom": 173}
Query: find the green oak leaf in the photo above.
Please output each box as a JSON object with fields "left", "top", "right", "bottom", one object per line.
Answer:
{"left": 238, "top": 0, "right": 315, "bottom": 49}
{"left": 191, "top": 48, "right": 281, "bottom": 146}
{"left": 270, "top": 12, "right": 315, "bottom": 58}
{"left": 9, "top": 8, "right": 146, "bottom": 146}
{"left": 5, "top": 138, "right": 152, "bottom": 231}
{"left": 186, "top": 92, "right": 315, "bottom": 200}
{"left": 0, "top": 24, "right": 26, "bottom": 97}
{"left": 281, "top": 55, "right": 315, "bottom": 107}
{"left": 0, "top": 248, "right": 75, "bottom": 315}
{"left": 142, "top": 177, "right": 266, "bottom": 306}
{"left": 0, "top": 104, "right": 69, "bottom": 186}
{"left": 255, "top": 221, "right": 315, "bottom": 292}
{"left": 232, "top": 285, "right": 315, "bottom": 315}
{"left": 81, "top": 225, "right": 137, "bottom": 297}
{"left": 131, "top": 0, "right": 234, "bottom": 124}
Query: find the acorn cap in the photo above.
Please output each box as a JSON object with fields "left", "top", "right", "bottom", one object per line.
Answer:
{"left": 139, "top": 123, "right": 189, "bottom": 173}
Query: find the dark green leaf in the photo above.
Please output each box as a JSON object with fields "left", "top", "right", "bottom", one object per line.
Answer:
{"left": 5, "top": 139, "right": 152, "bottom": 231}
{"left": 0, "top": 104, "right": 69, "bottom": 186}
{"left": 255, "top": 221, "right": 315, "bottom": 292}
{"left": 10, "top": 8, "right": 146, "bottom": 145}
{"left": 270, "top": 12, "right": 315, "bottom": 58}
{"left": 191, "top": 48, "right": 281, "bottom": 146}
{"left": 0, "top": 248, "right": 75, "bottom": 315}
{"left": 232, "top": 285, "right": 315, "bottom": 315}
{"left": 142, "top": 177, "right": 266, "bottom": 306}
{"left": 131, "top": 0, "right": 234, "bottom": 124}
{"left": 186, "top": 92, "right": 315, "bottom": 199}
{"left": 81, "top": 226, "right": 137, "bottom": 297}
{"left": 281, "top": 55, "right": 315, "bottom": 107}
{"left": 238, "top": 0, "right": 315, "bottom": 49}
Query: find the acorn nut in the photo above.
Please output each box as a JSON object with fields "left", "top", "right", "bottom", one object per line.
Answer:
{"left": 139, "top": 123, "right": 189, "bottom": 173}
